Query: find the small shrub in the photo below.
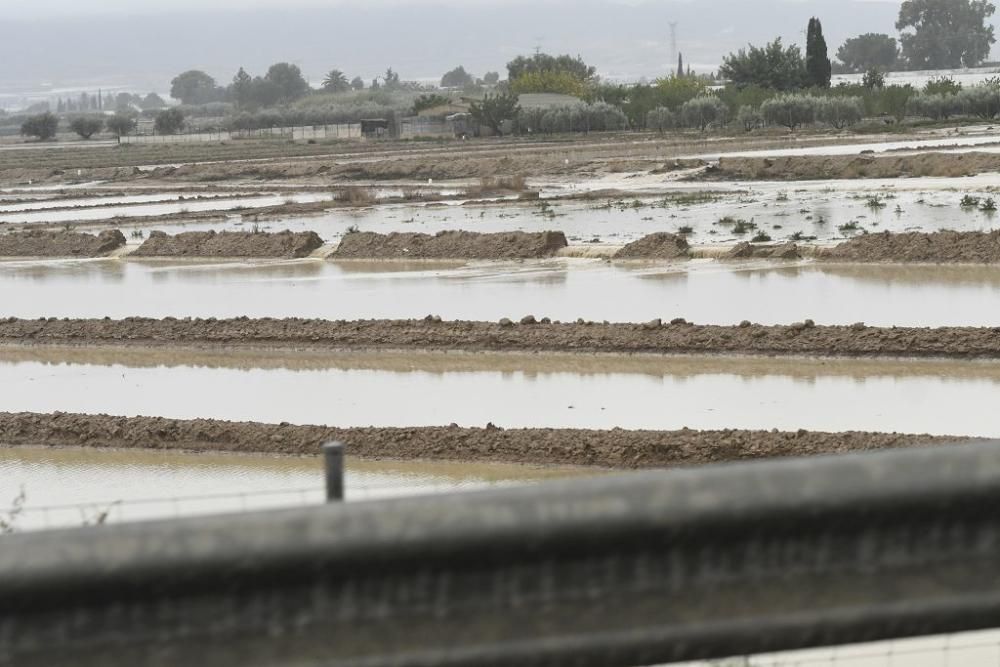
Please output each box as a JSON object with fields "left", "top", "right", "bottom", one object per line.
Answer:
{"left": 981, "top": 197, "right": 997, "bottom": 212}
{"left": 677, "top": 225, "right": 694, "bottom": 235}
{"left": 866, "top": 195, "right": 887, "bottom": 209}
{"left": 751, "top": 232, "right": 772, "bottom": 243}
{"left": 961, "top": 195, "right": 982, "bottom": 208}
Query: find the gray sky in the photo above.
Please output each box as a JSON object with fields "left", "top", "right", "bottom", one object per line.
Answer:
{"left": 0, "top": 0, "right": 953, "bottom": 98}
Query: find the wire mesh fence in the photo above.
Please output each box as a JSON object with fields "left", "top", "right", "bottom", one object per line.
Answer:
{"left": 119, "top": 123, "right": 362, "bottom": 144}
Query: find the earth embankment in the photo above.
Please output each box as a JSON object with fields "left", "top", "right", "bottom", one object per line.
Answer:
{"left": 4, "top": 317, "right": 1000, "bottom": 359}
{"left": 132, "top": 230, "right": 323, "bottom": 258}
{"left": 0, "top": 412, "right": 963, "bottom": 468}
{"left": 331, "top": 230, "right": 568, "bottom": 259}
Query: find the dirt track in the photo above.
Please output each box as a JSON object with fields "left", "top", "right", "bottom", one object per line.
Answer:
{"left": 332, "top": 230, "right": 568, "bottom": 259}
{"left": 0, "top": 230, "right": 125, "bottom": 257}
{"left": 821, "top": 231, "right": 1000, "bottom": 263}
{"left": 132, "top": 230, "right": 324, "bottom": 258}
{"left": 702, "top": 152, "right": 1000, "bottom": 181}
{"left": 0, "top": 412, "right": 964, "bottom": 468}
{"left": 4, "top": 317, "right": 1000, "bottom": 359}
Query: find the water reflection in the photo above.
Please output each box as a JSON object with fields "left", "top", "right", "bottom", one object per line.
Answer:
{"left": 0, "top": 356, "right": 995, "bottom": 436}
{"left": 3, "top": 259, "right": 1000, "bottom": 326}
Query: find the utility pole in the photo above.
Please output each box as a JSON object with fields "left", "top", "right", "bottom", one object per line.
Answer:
{"left": 669, "top": 22, "right": 679, "bottom": 68}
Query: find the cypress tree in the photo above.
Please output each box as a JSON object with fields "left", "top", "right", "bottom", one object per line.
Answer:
{"left": 677, "top": 53, "right": 684, "bottom": 78}
{"left": 806, "top": 17, "right": 832, "bottom": 88}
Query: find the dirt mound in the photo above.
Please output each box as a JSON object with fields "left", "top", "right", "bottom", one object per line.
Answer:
{"left": 722, "top": 242, "right": 801, "bottom": 260}
{"left": 332, "top": 230, "right": 568, "bottom": 260}
{"left": 0, "top": 412, "right": 963, "bottom": 469}
{"left": 132, "top": 230, "right": 323, "bottom": 258}
{"left": 0, "top": 229, "right": 125, "bottom": 257}
{"left": 702, "top": 152, "right": 1000, "bottom": 181}
{"left": 612, "top": 233, "right": 690, "bottom": 259}
{"left": 6, "top": 317, "right": 1000, "bottom": 360}
{"left": 820, "top": 231, "right": 1000, "bottom": 263}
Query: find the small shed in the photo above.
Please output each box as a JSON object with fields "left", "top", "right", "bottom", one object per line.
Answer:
{"left": 360, "top": 119, "right": 389, "bottom": 138}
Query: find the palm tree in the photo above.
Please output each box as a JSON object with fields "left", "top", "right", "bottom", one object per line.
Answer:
{"left": 322, "top": 69, "right": 350, "bottom": 93}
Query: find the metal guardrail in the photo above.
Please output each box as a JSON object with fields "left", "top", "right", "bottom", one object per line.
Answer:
{"left": 3, "top": 441, "right": 1000, "bottom": 666}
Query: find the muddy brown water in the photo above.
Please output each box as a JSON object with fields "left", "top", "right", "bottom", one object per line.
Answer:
{"left": 0, "top": 351, "right": 996, "bottom": 436}
{"left": 4, "top": 258, "right": 1000, "bottom": 326}
{"left": 0, "top": 446, "right": 586, "bottom": 531}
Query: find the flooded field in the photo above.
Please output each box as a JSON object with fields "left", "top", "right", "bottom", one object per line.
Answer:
{"left": 3, "top": 257, "right": 1000, "bottom": 326}
{"left": 27, "top": 177, "right": 994, "bottom": 249}
{"left": 0, "top": 351, "right": 996, "bottom": 436}
{"left": 0, "top": 446, "right": 584, "bottom": 531}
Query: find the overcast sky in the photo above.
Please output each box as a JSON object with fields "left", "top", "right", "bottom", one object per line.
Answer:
{"left": 0, "top": 0, "right": 963, "bottom": 98}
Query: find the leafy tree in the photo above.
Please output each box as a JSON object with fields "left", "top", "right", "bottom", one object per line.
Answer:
{"left": 483, "top": 71, "right": 500, "bottom": 85}
{"left": 265, "top": 62, "right": 311, "bottom": 102}
{"left": 154, "top": 108, "right": 185, "bottom": 134}
{"left": 816, "top": 97, "right": 864, "bottom": 128}
{"left": 761, "top": 94, "right": 818, "bottom": 129}
{"left": 170, "top": 70, "right": 222, "bottom": 105}
{"left": 507, "top": 53, "right": 596, "bottom": 82}
{"left": 897, "top": 0, "right": 996, "bottom": 69}
{"left": 837, "top": 33, "right": 898, "bottom": 72}
{"left": 231, "top": 67, "right": 254, "bottom": 109}
{"left": 322, "top": 69, "right": 350, "bottom": 93}
{"left": 21, "top": 112, "right": 58, "bottom": 141}
{"left": 106, "top": 113, "right": 137, "bottom": 138}
{"left": 350, "top": 76, "right": 365, "bottom": 91}
{"left": 863, "top": 67, "right": 887, "bottom": 90}
{"left": 140, "top": 93, "right": 166, "bottom": 110}
{"left": 382, "top": 68, "right": 401, "bottom": 90}
{"left": 248, "top": 77, "right": 282, "bottom": 108}
{"left": 719, "top": 39, "right": 806, "bottom": 90}
{"left": 69, "top": 116, "right": 104, "bottom": 139}
{"left": 679, "top": 96, "right": 728, "bottom": 130}
{"left": 510, "top": 70, "right": 588, "bottom": 96}
{"left": 470, "top": 91, "right": 521, "bottom": 136}
{"left": 441, "top": 66, "right": 475, "bottom": 88}
{"left": 654, "top": 76, "right": 707, "bottom": 109}
{"left": 413, "top": 94, "right": 451, "bottom": 113}
{"left": 924, "top": 76, "right": 962, "bottom": 95}
{"left": 806, "top": 18, "right": 832, "bottom": 88}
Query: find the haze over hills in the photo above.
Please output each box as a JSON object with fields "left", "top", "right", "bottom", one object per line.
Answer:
{"left": 0, "top": 0, "right": 956, "bottom": 101}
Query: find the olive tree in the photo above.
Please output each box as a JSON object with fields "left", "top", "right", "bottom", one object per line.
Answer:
{"left": 21, "top": 112, "right": 58, "bottom": 141}
{"left": 736, "top": 106, "right": 763, "bottom": 132}
{"left": 154, "top": 108, "right": 185, "bottom": 134}
{"left": 957, "top": 85, "right": 1000, "bottom": 119}
{"left": 69, "top": 116, "right": 104, "bottom": 139}
{"left": 106, "top": 113, "right": 137, "bottom": 138}
{"left": 646, "top": 107, "right": 675, "bottom": 132}
{"left": 906, "top": 93, "right": 961, "bottom": 120}
{"left": 815, "top": 97, "right": 864, "bottom": 129}
{"left": 760, "top": 94, "right": 817, "bottom": 130}
{"left": 679, "top": 96, "right": 728, "bottom": 131}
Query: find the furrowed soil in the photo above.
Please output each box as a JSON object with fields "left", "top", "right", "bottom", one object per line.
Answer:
{"left": 0, "top": 229, "right": 125, "bottom": 257}
{"left": 4, "top": 317, "right": 1000, "bottom": 359}
{"left": 0, "top": 412, "right": 966, "bottom": 468}
{"left": 331, "top": 230, "right": 568, "bottom": 259}
{"left": 702, "top": 152, "right": 1000, "bottom": 181}
{"left": 820, "top": 231, "right": 1000, "bottom": 263}
{"left": 131, "top": 230, "right": 324, "bottom": 258}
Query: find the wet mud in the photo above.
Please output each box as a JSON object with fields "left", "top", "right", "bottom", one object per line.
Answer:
{"left": 4, "top": 317, "right": 1000, "bottom": 359}
{"left": 0, "top": 412, "right": 965, "bottom": 468}
{"left": 0, "top": 229, "right": 125, "bottom": 257}
{"left": 132, "top": 230, "right": 324, "bottom": 258}
{"left": 331, "top": 230, "right": 568, "bottom": 260}
{"left": 821, "top": 230, "right": 1000, "bottom": 263}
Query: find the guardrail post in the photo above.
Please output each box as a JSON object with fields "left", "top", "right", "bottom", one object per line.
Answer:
{"left": 323, "top": 442, "right": 345, "bottom": 502}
